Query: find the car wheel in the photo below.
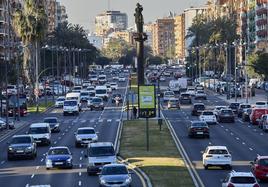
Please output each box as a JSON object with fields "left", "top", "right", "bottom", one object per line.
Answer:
{"left": 204, "top": 165, "right": 208, "bottom": 170}
{"left": 46, "top": 167, "right": 50, "bottom": 170}
{"left": 7, "top": 155, "right": 12, "bottom": 161}
{"left": 226, "top": 165, "right": 232, "bottom": 170}
{"left": 75, "top": 142, "right": 80, "bottom": 148}
{"left": 206, "top": 135, "right": 210, "bottom": 139}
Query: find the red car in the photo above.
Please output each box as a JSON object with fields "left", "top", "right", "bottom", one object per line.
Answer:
{"left": 250, "top": 108, "right": 268, "bottom": 125}
{"left": 251, "top": 155, "right": 268, "bottom": 181}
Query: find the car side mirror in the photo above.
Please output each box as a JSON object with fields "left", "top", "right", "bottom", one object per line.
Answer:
{"left": 250, "top": 161, "right": 254, "bottom": 165}
{"left": 74, "top": 132, "right": 77, "bottom": 135}
{"left": 200, "top": 151, "right": 204, "bottom": 154}
{"left": 84, "top": 154, "right": 88, "bottom": 158}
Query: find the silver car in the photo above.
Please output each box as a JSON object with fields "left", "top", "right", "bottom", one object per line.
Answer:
{"left": 99, "top": 164, "right": 132, "bottom": 187}
{"left": 74, "top": 127, "right": 98, "bottom": 147}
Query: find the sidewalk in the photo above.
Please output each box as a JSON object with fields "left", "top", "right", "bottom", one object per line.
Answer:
{"left": 207, "top": 88, "right": 267, "bottom": 105}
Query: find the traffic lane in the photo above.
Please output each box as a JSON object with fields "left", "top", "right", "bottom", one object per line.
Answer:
{"left": 163, "top": 109, "right": 268, "bottom": 187}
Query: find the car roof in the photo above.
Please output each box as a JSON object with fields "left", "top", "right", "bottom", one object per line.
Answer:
{"left": 257, "top": 155, "right": 268, "bottom": 159}
{"left": 103, "top": 163, "right": 127, "bottom": 168}
{"left": 30, "top": 123, "right": 49, "bottom": 127}
{"left": 191, "top": 121, "right": 207, "bottom": 124}
{"left": 229, "top": 171, "right": 254, "bottom": 177}
{"left": 44, "top": 117, "right": 58, "bottom": 120}
{"left": 207, "top": 146, "right": 227, "bottom": 150}
{"left": 77, "top": 127, "right": 95, "bottom": 130}
{"left": 13, "top": 134, "right": 32, "bottom": 138}
{"left": 89, "top": 142, "right": 113, "bottom": 147}
{"left": 49, "top": 146, "right": 69, "bottom": 150}
{"left": 194, "top": 103, "right": 205, "bottom": 105}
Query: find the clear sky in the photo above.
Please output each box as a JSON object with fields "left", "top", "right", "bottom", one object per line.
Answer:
{"left": 58, "top": 0, "right": 208, "bottom": 32}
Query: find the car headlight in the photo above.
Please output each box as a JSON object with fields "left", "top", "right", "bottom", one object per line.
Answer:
{"left": 126, "top": 177, "right": 132, "bottom": 184}
{"left": 55, "top": 124, "right": 59, "bottom": 127}
{"left": 44, "top": 134, "right": 50, "bottom": 139}
{"left": 92, "top": 136, "right": 98, "bottom": 141}
{"left": 67, "top": 158, "right": 72, "bottom": 163}
{"left": 76, "top": 137, "right": 81, "bottom": 141}
{"left": 46, "top": 159, "right": 52, "bottom": 166}
{"left": 100, "top": 179, "right": 106, "bottom": 185}
{"left": 25, "top": 146, "right": 33, "bottom": 152}
{"left": 8, "top": 147, "right": 13, "bottom": 151}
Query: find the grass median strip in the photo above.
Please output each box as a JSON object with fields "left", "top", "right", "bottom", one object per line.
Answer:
{"left": 119, "top": 120, "right": 194, "bottom": 187}
{"left": 28, "top": 101, "right": 54, "bottom": 113}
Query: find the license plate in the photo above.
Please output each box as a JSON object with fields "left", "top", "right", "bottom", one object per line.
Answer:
{"left": 197, "top": 132, "right": 203, "bottom": 135}
{"left": 197, "top": 110, "right": 203, "bottom": 113}
{"left": 35, "top": 140, "right": 41, "bottom": 143}
{"left": 55, "top": 162, "right": 63, "bottom": 165}
{"left": 16, "top": 150, "right": 24, "bottom": 153}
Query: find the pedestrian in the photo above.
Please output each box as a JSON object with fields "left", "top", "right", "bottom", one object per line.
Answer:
{"left": 133, "top": 106, "right": 137, "bottom": 119}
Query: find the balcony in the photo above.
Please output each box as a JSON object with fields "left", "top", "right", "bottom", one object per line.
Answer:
{"left": 257, "top": 30, "right": 267, "bottom": 37}
{"left": 256, "top": 7, "right": 268, "bottom": 16}
{"left": 257, "top": 19, "right": 268, "bottom": 26}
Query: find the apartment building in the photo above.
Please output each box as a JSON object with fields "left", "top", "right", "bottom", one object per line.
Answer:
{"left": 95, "top": 11, "right": 128, "bottom": 37}
{"left": 152, "top": 17, "right": 175, "bottom": 57}
{"left": 174, "top": 14, "right": 185, "bottom": 61}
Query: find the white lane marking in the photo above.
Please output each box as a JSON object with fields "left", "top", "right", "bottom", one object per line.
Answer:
{"left": 261, "top": 133, "right": 264, "bottom": 136}
{"left": 41, "top": 158, "right": 44, "bottom": 162}
{"left": 54, "top": 141, "right": 57, "bottom": 144}
{"left": 90, "top": 120, "right": 95, "bottom": 123}
{"left": 81, "top": 151, "right": 84, "bottom": 154}
{"left": 248, "top": 125, "right": 251, "bottom": 128}
{"left": 79, "top": 164, "right": 82, "bottom": 168}
{"left": 25, "top": 184, "right": 29, "bottom": 187}
{"left": 221, "top": 125, "right": 224, "bottom": 128}
{"left": 1, "top": 161, "right": 5, "bottom": 164}
{"left": 65, "top": 129, "right": 68, "bottom": 132}
{"left": 31, "top": 174, "right": 35, "bottom": 178}
{"left": 253, "top": 129, "right": 257, "bottom": 132}
{"left": 79, "top": 172, "right": 82, "bottom": 176}
{"left": 116, "top": 119, "right": 120, "bottom": 122}
{"left": 62, "top": 133, "right": 65, "bottom": 136}
{"left": 238, "top": 120, "right": 243, "bottom": 123}
{"left": 236, "top": 137, "right": 240, "bottom": 140}
{"left": 58, "top": 137, "right": 61, "bottom": 140}
{"left": 81, "top": 120, "right": 86, "bottom": 123}
{"left": 107, "top": 119, "right": 112, "bottom": 122}
{"left": 209, "top": 142, "right": 212, "bottom": 145}
{"left": 78, "top": 181, "right": 81, "bottom": 186}
{"left": 68, "top": 126, "right": 71, "bottom": 129}
{"left": 94, "top": 125, "right": 97, "bottom": 128}
{"left": 242, "top": 142, "right": 246, "bottom": 145}
{"left": 225, "top": 129, "right": 229, "bottom": 131}
{"left": 230, "top": 133, "right": 234, "bottom": 136}
{"left": 36, "top": 166, "right": 40, "bottom": 170}
{"left": 249, "top": 148, "right": 253, "bottom": 151}
{"left": 80, "top": 157, "right": 82, "bottom": 161}
{"left": 98, "top": 119, "right": 103, "bottom": 123}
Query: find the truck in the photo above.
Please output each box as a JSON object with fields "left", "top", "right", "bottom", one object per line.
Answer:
{"left": 169, "top": 78, "right": 188, "bottom": 93}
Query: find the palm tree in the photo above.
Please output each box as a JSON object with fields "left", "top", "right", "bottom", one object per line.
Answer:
{"left": 12, "top": 0, "right": 48, "bottom": 86}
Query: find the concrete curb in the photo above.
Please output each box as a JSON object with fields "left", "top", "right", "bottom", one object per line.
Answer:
{"left": 161, "top": 111, "right": 205, "bottom": 187}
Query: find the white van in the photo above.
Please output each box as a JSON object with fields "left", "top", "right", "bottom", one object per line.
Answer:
{"left": 86, "top": 142, "right": 116, "bottom": 175}
{"left": 98, "top": 75, "right": 107, "bottom": 84}
{"left": 28, "top": 123, "right": 51, "bottom": 145}
{"left": 63, "top": 100, "right": 79, "bottom": 116}
{"left": 95, "top": 85, "right": 108, "bottom": 101}
{"left": 66, "top": 92, "right": 81, "bottom": 109}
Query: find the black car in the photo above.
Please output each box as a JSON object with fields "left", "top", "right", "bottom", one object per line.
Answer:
{"left": 191, "top": 103, "right": 205, "bottom": 116}
{"left": 112, "top": 94, "right": 123, "bottom": 103}
{"left": 229, "top": 102, "right": 240, "bottom": 114}
{"left": 179, "top": 93, "right": 192, "bottom": 104}
{"left": 188, "top": 121, "right": 210, "bottom": 138}
{"left": 237, "top": 104, "right": 251, "bottom": 118}
{"left": 242, "top": 108, "right": 252, "bottom": 122}
{"left": 90, "top": 97, "right": 104, "bottom": 111}
{"left": 218, "top": 109, "right": 235, "bottom": 123}
{"left": 7, "top": 135, "right": 37, "bottom": 160}
{"left": 43, "top": 117, "right": 60, "bottom": 133}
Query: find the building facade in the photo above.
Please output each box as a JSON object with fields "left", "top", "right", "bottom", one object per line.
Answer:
{"left": 95, "top": 11, "right": 128, "bottom": 37}
{"left": 152, "top": 17, "right": 175, "bottom": 57}
{"left": 174, "top": 14, "right": 185, "bottom": 61}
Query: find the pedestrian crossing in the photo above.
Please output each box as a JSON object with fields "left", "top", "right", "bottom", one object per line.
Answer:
{"left": 61, "top": 118, "right": 121, "bottom": 124}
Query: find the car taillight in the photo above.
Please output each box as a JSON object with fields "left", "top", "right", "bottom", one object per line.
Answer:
{"left": 253, "top": 184, "right": 260, "bottom": 187}
{"left": 227, "top": 183, "right": 235, "bottom": 187}
{"left": 204, "top": 128, "right": 209, "bottom": 132}
{"left": 206, "top": 155, "right": 212, "bottom": 158}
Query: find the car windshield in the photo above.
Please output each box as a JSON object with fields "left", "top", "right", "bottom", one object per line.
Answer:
{"left": 11, "top": 137, "right": 31, "bottom": 144}
{"left": 88, "top": 146, "right": 115, "bottom": 157}
{"left": 48, "top": 148, "right": 70, "bottom": 155}
{"left": 197, "top": 91, "right": 204, "bottom": 94}
{"left": 241, "top": 105, "right": 251, "bottom": 109}
{"left": 44, "top": 118, "right": 57, "bottom": 123}
{"left": 81, "top": 92, "right": 89, "bottom": 96}
{"left": 259, "top": 159, "right": 268, "bottom": 166}
{"left": 96, "top": 89, "right": 106, "bottom": 94}
{"left": 208, "top": 149, "right": 228, "bottom": 154}
{"left": 165, "top": 92, "right": 174, "bottom": 96}
{"left": 77, "top": 129, "right": 95, "bottom": 134}
{"left": 230, "top": 103, "right": 240, "bottom": 108}
{"left": 202, "top": 112, "right": 213, "bottom": 115}
{"left": 101, "top": 166, "right": 128, "bottom": 175}
{"left": 192, "top": 122, "right": 207, "bottom": 127}
{"left": 256, "top": 102, "right": 266, "bottom": 105}
{"left": 221, "top": 110, "right": 233, "bottom": 114}
{"left": 57, "top": 98, "right": 65, "bottom": 101}
{"left": 230, "top": 177, "right": 256, "bottom": 184}
{"left": 194, "top": 105, "right": 205, "bottom": 110}
{"left": 181, "top": 94, "right": 190, "bottom": 97}
{"left": 29, "top": 127, "right": 49, "bottom": 134}
{"left": 92, "top": 98, "right": 102, "bottom": 103}
{"left": 64, "top": 101, "right": 77, "bottom": 106}
{"left": 169, "top": 100, "right": 178, "bottom": 103}
{"left": 113, "top": 94, "right": 121, "bottom": 98}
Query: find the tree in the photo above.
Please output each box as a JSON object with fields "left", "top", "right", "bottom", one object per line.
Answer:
{"left": 12, "top": 0, "right": 48, "bottom": 85}
{"left": 95, "top": 56, "right": 111, "bottom": 68}
{"left": 146, "top": 56, "right": 166, "bottom": 66}
{"left": 250, "top": 52, "right": 268, "bottom": 80}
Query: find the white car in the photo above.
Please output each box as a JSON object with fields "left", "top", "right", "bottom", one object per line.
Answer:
{"left": 163, "top": 91, "right": 175, "bottom": 102}
{"left": 195, "top": 90, "right": 207, "bottom": 100}
{"left": 202, "top": 146, "right": 232, "bottom": 170}
{"left": 199, "top": 111, "right": 217, "bottom": 125}
{"left": 6, "top": 85, "right": 17, "bottom": 95}
{"left": 222, "top": 171, "right": 259, "bottom": 187}
{"left": 254, "top": 101, "right": 268, "bottom": 109}
{"left": 112, "top": 76, "right": 119, "bottom": 81}
{"left": 74, "top": 127, "right": 98, "bottom": 147}
{"left": 55, "top": 96, "right": 65, "bottom": 108}
{"left": 160, "top": 77, "right": 166, "bottom": 81}
{"left": 118, "top": 76, "right": 126, "bottom": 82}
{"left": 110, "top": 82, "right": 118, "bottom": 90}
{"left": 186, "top": 87, "right": 195, "bottom": 96}
{"left": 213, "top": 106, "right": 228, "bottom": 117}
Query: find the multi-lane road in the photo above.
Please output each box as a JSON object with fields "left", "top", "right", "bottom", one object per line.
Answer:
{"left": 0, "top": 74, "right": 143, "bottom": 187}
{"left": 160, "top": 76, "right": 268, "bottom": 187}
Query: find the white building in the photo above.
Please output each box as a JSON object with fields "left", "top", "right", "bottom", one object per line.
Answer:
{"left": 87, "top": 33, "right": 103, "bottom": 49}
